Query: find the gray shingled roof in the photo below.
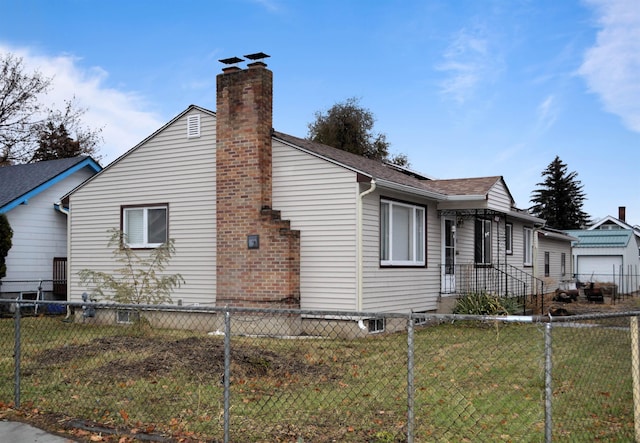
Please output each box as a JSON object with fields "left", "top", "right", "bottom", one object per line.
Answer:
{"left": 426, "top": 176, "right": 502, "bottom": 196}
{"left": 0, "top": 156, "right": 92, "bottom": 209}
{"left": 273, "top": 131, "right": 508, "bottom": 200}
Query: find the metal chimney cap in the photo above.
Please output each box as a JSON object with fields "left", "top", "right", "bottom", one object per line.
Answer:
{"left": 219, "top": 56, "right": 244, "bottom": 65}
{"left": 244, "top": 52, "right": 270, "bottom": 61}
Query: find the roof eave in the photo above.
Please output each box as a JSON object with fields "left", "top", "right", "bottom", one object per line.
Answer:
{"left": 0, "top": 157, "right": 101, "bottom": 214}
{"left": 375, "top": 179, "right": 446, "bottom": 201}
{"left": 273, "top": 135, "right": 447, "bottom": 200}
{"left": 505, "top": 210, "right": 545, "bottom": 225}
{"left": 63, "top": 105, "right": 216, "bottom": 201}
{"left": 444, "top": 194, "right": 487, "bottom": 201}
{"left": 539, "top": 231, "right": 578, "bottom": 242}
{"left": 273, "top": 135, "right": 368, "bottom": 177}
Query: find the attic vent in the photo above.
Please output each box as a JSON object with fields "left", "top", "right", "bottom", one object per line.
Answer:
{"left": 187, "top": 114, "right": 201, "bottom": 138}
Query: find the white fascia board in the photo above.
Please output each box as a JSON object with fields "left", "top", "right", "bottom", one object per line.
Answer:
{"left": 506, "top": 210, "right": 545, "bottom": 225}
{"left": 375, "top": 179, "right": 446, "bottom": 201}
{"left": 540, "top": 231, "right": 578, "bottom": 241}
{"left": 444, "top": 194, "right": 487, "bottom": 201}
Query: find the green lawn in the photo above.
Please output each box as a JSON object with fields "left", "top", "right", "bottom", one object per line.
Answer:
{"left": 0, "top": 316, "right": 634, "bottom": 442}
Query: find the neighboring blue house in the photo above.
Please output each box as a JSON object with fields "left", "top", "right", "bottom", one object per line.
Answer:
{"left": 0, "top": 156, "right": 101, "bottom": 300}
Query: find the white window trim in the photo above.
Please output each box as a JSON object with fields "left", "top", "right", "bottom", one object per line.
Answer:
{"left": 505, "top": 223, "right": 513, "bottom": 255}
{"left": 544, "top": 251, "right": 550, "bottom": 277}
{"left": 523, "top": 227, "right": 533, "bottom": 266}
{"left": 475, "top": 218, "right": 492, "bottom": 265}
{"left": 380, "top": 199, "right": 426, "bottom": 266}
{"left": 123, "top": 205, "right": 168, "bottom": 248}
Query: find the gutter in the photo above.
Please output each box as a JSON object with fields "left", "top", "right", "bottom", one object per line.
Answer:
{"left": 374, "top": 179, "right": 445, "bottom": 200}
{"left": 444, "top": 194, "right": 487, "bottom": 201}
{"left": 357, "top": 179, "right": 376, "bottom": 311}
{"left": 54, "top": 202, "right": 70, "bottom": 215}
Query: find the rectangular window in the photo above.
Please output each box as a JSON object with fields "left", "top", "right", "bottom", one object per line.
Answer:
{"left": 368, "top": 318, "right": 385, "bottom": 333}
{"left": 561, "top": 253, "right": 566, "bottom": 276}
{"left": 122, "top": 205, "right": 168, "bottom": 248}
{"left": 380, "top": 199, "right": 425, "bottom": 266}
{"left": 116, "top": 310, "right": 140, "bottom": 324}
{"left": 523, "top": 227, "right": 533, "bottom": 266}
{"left": 505, "top": 223, "right": 513, "bottom": 255}
{"left": 544, "top": 251, "right": 550, "bottom": 277}
{"left": 474, "top": 218, "right": 492, "bottom": 265}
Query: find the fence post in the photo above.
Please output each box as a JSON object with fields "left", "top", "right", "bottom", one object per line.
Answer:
{"left": 544, "top": 321, "right": 552, "bottom": 443}
{"left": 223, "top": 311, "right": 231, "bottom": 443}
{"left": 407, "top": 317, "right": 414, "bottom": 443}
{"left": 13, "top": 301, "right": 21, "bottom": 408}
{"left": 630, "top": 316, "right": 640, "bottom": 441}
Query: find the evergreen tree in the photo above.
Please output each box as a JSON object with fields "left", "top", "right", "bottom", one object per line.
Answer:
{"left": 0, "top": 214, "right": 12, "bottom": 280}
{"left": 530, "top": 156, "right": 590, "bottom": 229}
{"left": 308, "top": 97, "right": 407, "bottom": 165}
{"left": 31, "top": 122, "right": 82, "bottom": 162}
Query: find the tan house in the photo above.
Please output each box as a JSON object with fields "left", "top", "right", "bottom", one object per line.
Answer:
{"left": 65, "top": 59, "right": 566, "bottom": 330}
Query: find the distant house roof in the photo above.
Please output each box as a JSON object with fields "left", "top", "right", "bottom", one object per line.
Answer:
{"left": 565, "top": 230, "right": 632, "bottom": 248}
{"left": 0, "top": 156, "right": 101, "bottom": 213}
{"left": 589, "top": 215, "right": 640, "bottom": 238}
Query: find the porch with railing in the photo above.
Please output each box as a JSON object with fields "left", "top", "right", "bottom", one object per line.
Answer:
{"left": 441, "top": 263, "right": 545, "bottom": 314}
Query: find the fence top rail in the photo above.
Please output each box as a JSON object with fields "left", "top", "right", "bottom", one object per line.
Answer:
{"left": 2, "top": 299, "right": 639, "bottom": 324}
{"left": 422, "top": 311, "right": 640, "bottom": 323}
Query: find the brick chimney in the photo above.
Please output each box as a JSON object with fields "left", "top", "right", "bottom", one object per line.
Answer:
{"left": 619, "top": 206, "right": 626, "bottom": 223}
{"left": 215, "top": 59, "right": 300, "bottom": 308}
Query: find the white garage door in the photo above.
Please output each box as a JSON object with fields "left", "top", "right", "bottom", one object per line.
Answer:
{"left": 576, "top": 255, "right": 622, "bottom": 281}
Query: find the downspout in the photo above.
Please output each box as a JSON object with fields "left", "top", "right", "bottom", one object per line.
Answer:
{"left": 56, "top": 201, "right": 72, "bottom": 319}
{"left": 357, "top": 179, "right": 376, "bottom": 312}
{"left": 55, "top": 201, "right": 69, "bottom": 216}
{"left": 533, "top": 226, "right": 540, "bottom": 280}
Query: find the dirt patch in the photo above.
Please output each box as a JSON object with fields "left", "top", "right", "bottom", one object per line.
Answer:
{"left": 547, "top": 294, "right": 638, "bottom": 316}
{"left": 23, "top": 334, "right": 338, "bottom": 441}
{"left": 35, "top": 334, "right": 330, "bottom": 382}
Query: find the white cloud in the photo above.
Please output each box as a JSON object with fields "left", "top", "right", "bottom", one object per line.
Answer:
{"left": 250, "top": 0, "right": 282, "bottom": 13}
{"left": 0, "top": 45, "right": 164, "bottom": 165}
{"left": 436, "top": 27, "right": 494, "bottom": 104}
{"left": 579, "top": 0, "right": 640, "bottom": 132}
{"left": 536, "top": 95, "right": 558, "bottom": 132}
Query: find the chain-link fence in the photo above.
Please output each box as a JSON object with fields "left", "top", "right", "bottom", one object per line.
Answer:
{"left": 574, "top": 268, "right": 640, "bottom": 300}
{"left": 0, "top": 299, "right": 636, "bottom": 442}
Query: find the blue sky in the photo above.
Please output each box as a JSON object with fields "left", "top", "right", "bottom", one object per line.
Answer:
{"left": 2, "top": 0, "right": 639, "bottom": 226}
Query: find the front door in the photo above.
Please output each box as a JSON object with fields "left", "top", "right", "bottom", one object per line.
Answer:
{"left": 442, "top": 218, "right": 456, "bottom": 293}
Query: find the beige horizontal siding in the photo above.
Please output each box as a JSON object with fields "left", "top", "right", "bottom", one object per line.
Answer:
{"left": 361, "top": 188, "right": 441, "bottom": 313}
{"left": 487, "top": 180, "right": 514, "bottom": 212}
{"left": 68, "top": 110, "right": 217, "bottom": 305}
{"left": 272, "top": 140, "right": 358, "bottom": 311}
{"left": 538, "top": 236, "right": 572, "bottom": 289}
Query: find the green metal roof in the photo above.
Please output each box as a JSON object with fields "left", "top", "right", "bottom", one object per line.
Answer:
{"left": 565, "top": 230, "right": 632, "bottom": 248}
